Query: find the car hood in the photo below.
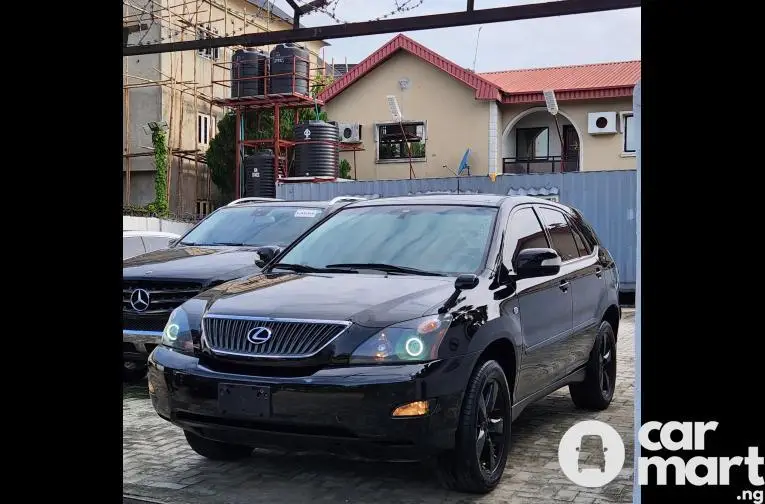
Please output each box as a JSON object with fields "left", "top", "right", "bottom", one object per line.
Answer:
{"left": 122, "top": 246, "right": 263, "bottom": 284}
{"left": 198, "top": 272, "right": 456, "bottom": 328}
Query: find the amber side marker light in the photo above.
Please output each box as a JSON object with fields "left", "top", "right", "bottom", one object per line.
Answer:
{"left": 392, "top": 400, "right": 430, "bottom": 417}
{"left": 147, "top": 379, "right": 156, "bottom": 394}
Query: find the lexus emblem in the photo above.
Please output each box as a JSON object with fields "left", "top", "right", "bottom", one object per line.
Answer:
{"left": 246, "top": 326, "right": 273, "bottom": 345}
{"left": 130, "top": 288, "right": 151, "bottom": 312}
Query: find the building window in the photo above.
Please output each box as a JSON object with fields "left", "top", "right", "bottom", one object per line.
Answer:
{"left": 516, "top": 127, "right": 549, "bottom": 160}
{"left": 376, "top": 121, "right": 426, "bottom": 162}
{"left": 197, "top": 26, "right": 219, "bottom": 60}
{"left": 198, "top": 114, "right": 214, "bottom": 146}
{"left": 623, "top": 113, "right": 636, "bottom": 153}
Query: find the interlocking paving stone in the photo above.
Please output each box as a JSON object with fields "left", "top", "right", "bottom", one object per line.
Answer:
{"left": 124, "top": 310, "right": 635, "bottom": 503}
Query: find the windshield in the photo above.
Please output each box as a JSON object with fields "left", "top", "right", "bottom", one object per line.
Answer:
{"left": 179, "top": 205, "right": 324, "bottom": 247}
{"left": 277, "top": 205, "right": 498, "bottom": 276}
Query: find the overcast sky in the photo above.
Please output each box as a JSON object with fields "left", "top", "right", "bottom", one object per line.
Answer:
{"left": 272, "top": 0, "right": 641, "bottom": 72}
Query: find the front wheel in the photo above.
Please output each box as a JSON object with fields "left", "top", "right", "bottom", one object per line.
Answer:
{"left": 569, "top": 320, "right": 617, "bottom": 410}
{"left": 434, "top": 360, "right": 512, "bottom": 494}
{"left": 184, "top": 431, "right": 253, "bottom": 460}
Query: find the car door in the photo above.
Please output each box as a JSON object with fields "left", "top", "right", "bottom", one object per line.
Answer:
{"left": 503, "top": 206, "right": 574, "bottom": 401}
{"left": 564, "top": 211, "right": 607, "bottom": 373}
{"left": 123, "top": 236, "right": 146, "bottom": 260}
{"left": 535, "top": 206, "right": 592, "bottom": 375}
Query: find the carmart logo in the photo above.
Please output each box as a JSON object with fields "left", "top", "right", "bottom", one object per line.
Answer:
{"left": 558, "top": 420, "right": 764, "bottom": 490}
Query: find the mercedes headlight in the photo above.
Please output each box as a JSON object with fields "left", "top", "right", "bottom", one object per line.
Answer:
{"left": 161, "top": 307, "right": 194, "bottom": 353}
{"left": 349, "top": 314, "right": 452, "bottom": 364}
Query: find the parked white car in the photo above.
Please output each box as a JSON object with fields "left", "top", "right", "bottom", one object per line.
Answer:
{"left": 123, "top": 230, "right": 181, "bottom": 260}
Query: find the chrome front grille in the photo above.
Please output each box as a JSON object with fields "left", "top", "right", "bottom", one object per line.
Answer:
{"left": 202, "top": 315, "right": 351, "bottom": 358}
{"left": 122, "top": 280, "right": 203, "bottom": 314}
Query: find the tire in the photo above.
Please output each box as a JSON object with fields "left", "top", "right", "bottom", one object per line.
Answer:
{"left": 122, "top": 361, "right": 147, "bottom": 382}
{"left": 184, "top": 431, "right": 253, "bottom": 460}
{"left": 434, "top": 360, "right": 512, "bottom": 494}
{"left": 569, "top": 320, "right": 617, "bottom": 410}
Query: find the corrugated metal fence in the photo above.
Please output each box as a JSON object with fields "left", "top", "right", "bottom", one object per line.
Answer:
{"left": 277, "top": 170, "right": 637, "bottom": 291}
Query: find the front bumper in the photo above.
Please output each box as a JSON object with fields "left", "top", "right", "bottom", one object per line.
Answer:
{"left": 148, "top": 346, "right": 471, "bottom": 459}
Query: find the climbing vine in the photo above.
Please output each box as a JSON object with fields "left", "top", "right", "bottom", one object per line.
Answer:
{"left": 149, "top": 128, "right": 169, "bottom": 217}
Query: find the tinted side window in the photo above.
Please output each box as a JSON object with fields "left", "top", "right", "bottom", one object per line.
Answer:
{"left": 143, "top": 236, "right": 173, "bottom": 252}
{"left": 568, "top": 218, "right": 592, "bottom": 256}
{"left": 123, "top": 236, "right": 146, "bottom": 259}
{"left": 537, "top": 207, "right": 580, "bottom": 261}
{"left": 505, "top": 208, "right": 549, "bottom": 267}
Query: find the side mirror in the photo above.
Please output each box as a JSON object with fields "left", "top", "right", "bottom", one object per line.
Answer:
{"left": 168, "top": 238, "right": 178, "bottom": 248}
{"left": 255, "top": 245, "right": 281, "bottom": 268}
{"left": 515, "top": 248, "right": 562, "bottom": 279}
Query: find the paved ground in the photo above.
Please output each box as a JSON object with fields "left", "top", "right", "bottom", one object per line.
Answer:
{"left": 124, "top": 310, "right": 635, "bottom": 504}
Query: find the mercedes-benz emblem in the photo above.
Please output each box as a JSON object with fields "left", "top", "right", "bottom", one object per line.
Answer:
{"left": 246, "top": 326, "right": 273, "bottom": 345}
{"left": 130, "top": 288, "right": 151, "bottom": 312}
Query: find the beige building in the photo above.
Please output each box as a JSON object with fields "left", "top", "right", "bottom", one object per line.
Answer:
{"left": 318, "top": 34, "right": 640, "bottom": 181}
{"left": 123, "top": 0, "right": 328, "bottom": 214}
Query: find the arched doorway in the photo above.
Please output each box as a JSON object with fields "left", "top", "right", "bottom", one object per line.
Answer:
{"left": 501, "top": 106, "right": 582, "bottom": 174}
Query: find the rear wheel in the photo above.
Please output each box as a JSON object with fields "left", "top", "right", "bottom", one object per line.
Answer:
{"left": 569, "top": 320, "right": 617, "bottom": 410}
{"left": 434, "top": 360, "right": 511, "bottom": 493}
{"left": 184, "top": 431, "right": 253, "bottom": 460}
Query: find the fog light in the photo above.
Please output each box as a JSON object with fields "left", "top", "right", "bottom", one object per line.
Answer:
{"left": 392, "top": 400, "right": 430, "bottom": 417}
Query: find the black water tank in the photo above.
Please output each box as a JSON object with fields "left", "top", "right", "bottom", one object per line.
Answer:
{"left": 293, "top": 121, "right": 339, "bottom": 178}
{"left": 231, "top": 49, "right": 268, "bottom": 98}
{"left": 269, "top": 43, "right": 309, "bottom": 95}
{"left": 243, "top": 150, "right": 276, "bottom": 198}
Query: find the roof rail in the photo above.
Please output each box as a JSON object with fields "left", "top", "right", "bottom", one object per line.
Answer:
{"left": 226, "top": 197, "right": 284, "bottom": 206}
{"left": 328, "top": 196, "right": 366, "bottom": 205}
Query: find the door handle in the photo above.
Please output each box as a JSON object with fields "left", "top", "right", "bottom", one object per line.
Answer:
{"left": 595, "top": 267, "right": 603, "bottom": 279}
{"left": 559, "top": 280, "right": 570, "bottom": 292}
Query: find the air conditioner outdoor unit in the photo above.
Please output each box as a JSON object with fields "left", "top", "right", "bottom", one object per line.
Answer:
{"left": 587, "top": 112, "right": 618, "bottom": 135}
{"left": 338, "top": 123, "right": 362, "bottom": 143}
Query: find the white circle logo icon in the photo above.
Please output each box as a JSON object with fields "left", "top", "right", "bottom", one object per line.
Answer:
{"left": 558, "top": 420, "right": 626, "bottom": 487}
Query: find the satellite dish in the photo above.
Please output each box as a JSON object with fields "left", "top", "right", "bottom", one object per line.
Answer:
{"left": 458, "top": 148, "right": 471, "bottom": 175}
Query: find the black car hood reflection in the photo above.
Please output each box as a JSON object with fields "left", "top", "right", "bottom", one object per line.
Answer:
{"left": 201, "top": 272, "right": 455, "bottom": 328}
{"left": 122, "top": 245, "right": 263, "bottom": 284}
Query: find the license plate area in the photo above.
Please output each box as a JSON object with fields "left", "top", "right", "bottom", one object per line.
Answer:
{"left": 218, "top": 383, "right": 271, "bottom": 419}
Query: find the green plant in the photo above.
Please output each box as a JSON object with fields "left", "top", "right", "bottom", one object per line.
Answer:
{"left": 207, "top": 107, "right": 331, "bottom": 198}
{"left": 338, "top": 158, "right": 352, "bottom": 179}
{"left": 151, "top": 128, "right": 169, "bottom": 216}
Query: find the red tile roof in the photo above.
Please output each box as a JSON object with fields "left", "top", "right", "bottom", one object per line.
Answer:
{"left": 481, "top": 60, "right": 641, "bottom": 104}
{"left": 318, "top": 33, "right": 503, "bottom": 103}
{"left": 318, "top": 33, "right": 641, "bottom": 105}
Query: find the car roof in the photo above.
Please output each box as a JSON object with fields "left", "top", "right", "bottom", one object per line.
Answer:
{"left": 223, "top": 200, "right": 332, "bottom": 209}
{"left": 123, "top": 230, "right": 181, "bottom": 238}
{"left": 341, "top": 194, "right": 565, "bottom": 209}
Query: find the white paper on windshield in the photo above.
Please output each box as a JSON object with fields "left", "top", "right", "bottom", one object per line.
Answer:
{"left": 294, "top": 208, "right": 320, "bottom": 218}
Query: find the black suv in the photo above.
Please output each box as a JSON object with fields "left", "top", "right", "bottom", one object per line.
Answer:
{"left": 147, "top": 195, "right": 620, "bottom": 493}
{"left": 122, "top": 197, "right": 362, "bottom": 379}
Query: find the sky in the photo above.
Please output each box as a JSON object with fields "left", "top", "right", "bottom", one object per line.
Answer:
{"left": 271, "top": 0, "right": 641, "bottom": 72}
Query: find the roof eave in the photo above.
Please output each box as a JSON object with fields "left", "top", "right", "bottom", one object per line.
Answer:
{"left": 500, "top": 85, "right": 635, "bottom": 104}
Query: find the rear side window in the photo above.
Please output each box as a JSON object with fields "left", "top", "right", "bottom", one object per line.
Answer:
{"left": 123, "top": 236, "right": 146, "bottom": 259}
{"left": 568, "top": 218, "right": 593, "bottom": 256}
{"left": 536, "top": 207, "right": 580, "bottom": 262}
{"left": 505, "top": 207, "right": 550, "bottom": 267}
{"left": 143, "top": 236, "right": 174, "bottom": 252}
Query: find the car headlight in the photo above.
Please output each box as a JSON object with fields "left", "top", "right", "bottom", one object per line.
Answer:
{"left": 349, "top": 314, "right": 452, "bottom": 364}
{"left": 161, "top": 307, "right": 194, "bottom": 353}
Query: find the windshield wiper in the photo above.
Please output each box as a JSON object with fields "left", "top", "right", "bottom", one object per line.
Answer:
{"left": 270, "top": 263, "right": 358, "bottom": 274}
{"left": 325, "top": 263, "right": 445, "bottom": 277}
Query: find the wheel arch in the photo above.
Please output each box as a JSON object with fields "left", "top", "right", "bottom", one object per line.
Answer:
{"left": 603, "top": 304, "right": 620, "bottom": 341}
{"left": 472, "top": 337, "right": 518, "bottom": 399}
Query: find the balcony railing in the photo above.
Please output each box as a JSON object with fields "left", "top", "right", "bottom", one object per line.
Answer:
{"left": 502, "top": 156, "right": 579, "bottom": 174}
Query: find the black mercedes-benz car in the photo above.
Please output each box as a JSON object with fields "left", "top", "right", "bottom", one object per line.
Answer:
{"left": 122, "top": 196, "right": 363, "bottom": 379}
{"left": 147, "top": 194, "right": 620, "bottom": 493}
